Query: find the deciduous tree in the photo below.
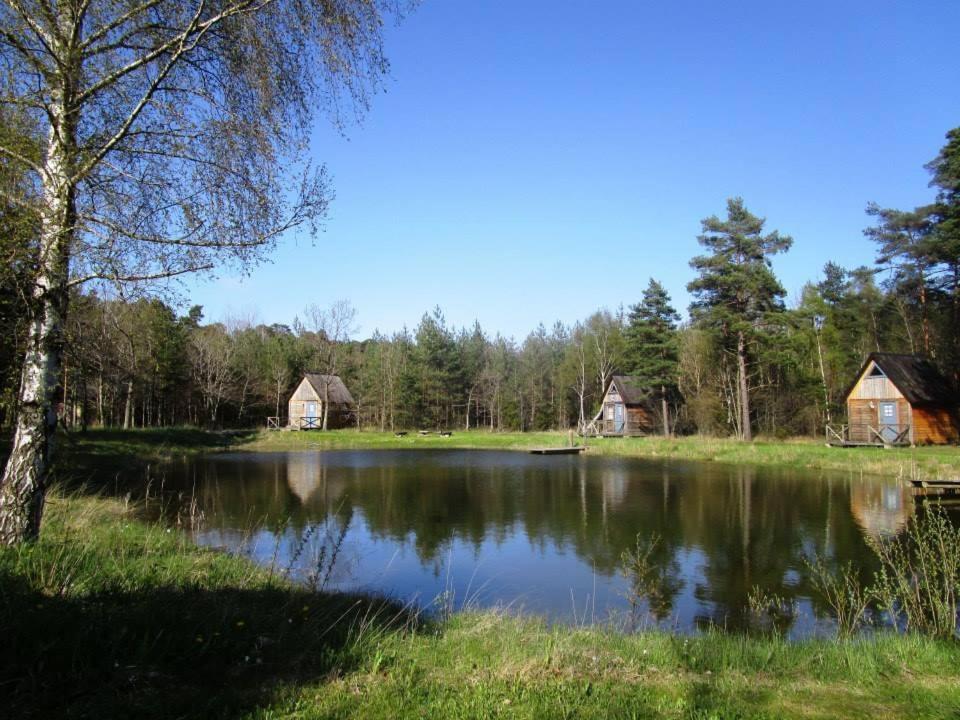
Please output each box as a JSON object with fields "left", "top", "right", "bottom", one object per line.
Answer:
{"left": 0, "top": 0, "right": 399, "bottom": 542}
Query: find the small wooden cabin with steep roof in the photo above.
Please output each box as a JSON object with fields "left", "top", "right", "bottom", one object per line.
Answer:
{"left": 842, "top": 353, "right": 958, "bottom": 446}
{"left": 287, "top": 374, "right": 355, "bottom": 430}
{"left": 595, "top": 375, "right": 657, "bottom": 436}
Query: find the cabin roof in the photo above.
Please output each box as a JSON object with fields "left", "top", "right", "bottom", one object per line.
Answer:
{"left": 609, "top": 375, "right": 652, "bottom": 405}
{"left": 847, "top": 353, "right": 955, "bottom": 406}
{"left": 301, "top": 374, "right": 355, "bottom": 405}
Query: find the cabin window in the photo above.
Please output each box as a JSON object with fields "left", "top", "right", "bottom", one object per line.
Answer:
{"left": 881, "top": 403, "right": 895, "bottom": 419}
{"left": 868, "top": 365, "right": 886, "bottom": 378}
{"left": 605, "top": 404, "right": 614, "bottom": 420}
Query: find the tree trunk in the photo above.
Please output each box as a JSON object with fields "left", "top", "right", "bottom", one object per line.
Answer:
{"left": 123, "top": 378, "right": 134, "bottom": 429}
{"left": 737, "top": 331, "right": 752, "bottom": 442}
{"left": 0, "top": 80, "right": 76, "bottom": 543}
{"left": 661, "top": 385, "right": 670, "bottom": 437}
{"left": 322, "top": 383, "right": 330, "bottom": 430}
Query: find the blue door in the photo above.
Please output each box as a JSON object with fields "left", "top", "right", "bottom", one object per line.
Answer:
{"left": 614, "top": 403, "right": 625, "bottom": 434}
{"left": 878, "top": 402, "right": 899, "bottom": 442}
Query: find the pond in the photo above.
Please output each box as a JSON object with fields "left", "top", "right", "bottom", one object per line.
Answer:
{"left": 144, "top": 449, "right": 915, "bottom": 637}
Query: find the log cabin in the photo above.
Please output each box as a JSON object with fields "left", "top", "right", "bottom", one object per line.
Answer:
{"left": 842, "top": 353, "right": 959, "bottom": 446}
{"left": 287, "top": 374, "right": 355, "bottom": 430}
{"left": 595, "top": 375, "right": 657, "bottom": 436}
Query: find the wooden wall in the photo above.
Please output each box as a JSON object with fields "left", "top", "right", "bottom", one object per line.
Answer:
{"left": 846, "top": 398, "right": 910, "bottom": 443}
{"left": 912, "top": 407, "right": 959, "bottom": 445}
{"left": 287, "top": 378, "right": 320, "bottom": 426}
{"left": 626, "top": 406, "right": 655, "bottom": 436}
{"left": 848, "top": 369, "right": 904, "bottom": 401}
{"left": 600, "top": 401, "right": 654, "bottom": 436}
{"left": 847, "top": 398, "right": 959, "bottom": 445}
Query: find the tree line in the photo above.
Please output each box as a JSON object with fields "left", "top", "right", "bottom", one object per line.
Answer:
{"left": 3, "top": 126, "right": 956, "bottom": 438}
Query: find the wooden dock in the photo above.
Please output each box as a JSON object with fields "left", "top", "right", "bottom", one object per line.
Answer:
{"left": 910, "top": 478, "right": 960, "bottom": 497}
{"left": 529, "top": 447, "right": 586, "bottom": 455}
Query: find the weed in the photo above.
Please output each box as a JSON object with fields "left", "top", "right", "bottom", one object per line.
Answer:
{"left": 869, "top": 504, "right": 960, "bottom": 639}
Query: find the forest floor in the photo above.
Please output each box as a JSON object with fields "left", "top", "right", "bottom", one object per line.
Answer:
{"left": 3, "top": 490, "right": 959, "bottom": 719}
{"left": 56, "top": 426, "right": 960, "bottom": 480}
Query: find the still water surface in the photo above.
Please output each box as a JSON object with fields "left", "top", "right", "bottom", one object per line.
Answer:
{"left": 153, "top": 449, "right": 913, "bottom": 636}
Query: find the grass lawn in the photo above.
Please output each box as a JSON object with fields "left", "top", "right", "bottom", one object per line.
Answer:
{"left": 2, "top": 491, "right": 959, "bottom": 719}
{"left": 58, "top": 425, "right": 960, "bottom": 480}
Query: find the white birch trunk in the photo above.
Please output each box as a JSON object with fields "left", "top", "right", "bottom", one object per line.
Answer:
{"left": 0, "top": 72, "right": 76, "bottom": 543}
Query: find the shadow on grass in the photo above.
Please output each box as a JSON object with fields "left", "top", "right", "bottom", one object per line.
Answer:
{"left": 0, "top": 569, "right": 419, "bottom": 719}
{"left": 61, "top": 426, "right": 260, "bottom": 455}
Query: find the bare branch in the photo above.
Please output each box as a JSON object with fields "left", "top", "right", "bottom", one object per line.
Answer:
{"left": 69, "top": 262, "right": 215, "bottom": 287}
{"left": 78, "top": 0, "right": 163, "bottom": 53}
{"left": 3, "top": 0, "right": 57, "bottom": 63}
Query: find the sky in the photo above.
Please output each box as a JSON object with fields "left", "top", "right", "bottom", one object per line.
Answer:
{"left": 183, "top": 0, "right": 960, "bottom": 340}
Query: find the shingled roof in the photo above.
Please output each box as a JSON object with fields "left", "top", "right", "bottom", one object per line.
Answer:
{"left": 303, "top": 374, "right": 355, "bottom": 405}
{"left": 610, "top": 375, "right": 653, "bottom": 405}
{"left": 851, "top": 353, "right": 956, "bottom": 406}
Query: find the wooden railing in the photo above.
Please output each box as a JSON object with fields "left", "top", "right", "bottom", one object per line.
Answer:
{"left": 825, "top": 423, "right": 911, "bottom": 446}
{"left": 266, "top": 416, "right": 282, "bottom": 430}
{"left": 825, "top": 423, "right": 848, "bottom": 444}
{"left": 868, "top": 423, "right": 911, "bottom": 446}
{"left": 298, "top": 416, "right": 321, "bottom": 430}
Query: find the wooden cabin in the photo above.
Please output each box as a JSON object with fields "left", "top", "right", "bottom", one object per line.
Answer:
{"left": 287, "top": 374, "right": 355, "bottom": 430}
{"left": 595, "top": 375, "right": 656, "bottom": 436}
{"left": 841, "top": 353, "right": 959, "bottom": 446}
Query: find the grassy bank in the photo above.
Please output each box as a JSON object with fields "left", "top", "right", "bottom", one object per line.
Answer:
{"left": 2, "top": 493, "right": 959, "bottom": 719}
{"left": 60, "top": 426, "right": 960, "bottom": 479}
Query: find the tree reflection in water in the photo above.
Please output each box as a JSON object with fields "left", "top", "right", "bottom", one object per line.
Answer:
{"left": 142, "top": 450, "right": 918, "bottom": 636}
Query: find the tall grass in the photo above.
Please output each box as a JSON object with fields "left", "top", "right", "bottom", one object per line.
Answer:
{"left": 805, "top": 503, "right": 960, "bottom": 640}
{"left": 870, "top": 504, "right": 960, "bottom": 638}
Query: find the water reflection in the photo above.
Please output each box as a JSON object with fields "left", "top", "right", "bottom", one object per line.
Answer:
{"left": 151, "top": 450, "right": 916, "bottom": 636}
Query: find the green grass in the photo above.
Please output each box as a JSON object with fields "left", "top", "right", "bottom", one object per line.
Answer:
{"left": 60, "top": 426, "right": 960, "bottom": 480}
{"left": 2, "top": 492, "right": 959, "bottom": 719}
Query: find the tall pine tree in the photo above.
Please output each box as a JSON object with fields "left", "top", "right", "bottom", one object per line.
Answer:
{"left": 624, "top": 279, "right": 680, "bottom": 436}
{"left": 687, "top": 198, "right": 792, "bottom": 441}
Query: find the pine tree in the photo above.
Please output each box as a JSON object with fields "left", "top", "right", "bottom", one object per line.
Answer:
{"left": 687, "top": 198, "right": 793, "bottom": 441}
{"left": 624, "top": 279, "right": 680, "bottom": 436}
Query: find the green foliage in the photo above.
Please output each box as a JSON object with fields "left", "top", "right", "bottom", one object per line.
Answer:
{"left": 625, "top": 279, "right": 680, "bottom": 392}
{"left": 687, "top": 197, "right": 793, "bottom": 336}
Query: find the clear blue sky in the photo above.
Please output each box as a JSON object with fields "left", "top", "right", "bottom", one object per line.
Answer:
{"left": 184, "top": 0, "right": 960, "bottom": 339}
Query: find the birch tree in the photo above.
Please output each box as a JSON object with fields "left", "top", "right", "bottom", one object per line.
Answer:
{"left": 0, "top": 0, "right": 399, "bottom": 543}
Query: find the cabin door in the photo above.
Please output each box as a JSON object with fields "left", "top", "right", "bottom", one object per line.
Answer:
{"left": 305, "top": 402, "right": 318, "bottom": 428}
{"left": 614, "top": 403, "right": 625, "bottom": 434}
{"left": 878, "top": 402, "right": 898, "bottom": 442}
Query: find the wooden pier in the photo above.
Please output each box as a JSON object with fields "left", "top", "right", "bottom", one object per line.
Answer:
{"left": 529, "top": 447, "right": 586, "bottom": 455}
{"left": 909, "top": 478, "right": 960, "bottom": 497}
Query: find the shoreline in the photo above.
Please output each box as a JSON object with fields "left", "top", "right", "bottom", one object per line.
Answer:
{"left": 60, "top": 426, "right": 960, "bottom": 480}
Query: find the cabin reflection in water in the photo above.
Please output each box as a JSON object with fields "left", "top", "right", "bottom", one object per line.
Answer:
{"left": 284, "top": 452, "right": 350, "bottom": 508}
{"left": 849, "top": 479, "right": 914, "bottom": 540}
